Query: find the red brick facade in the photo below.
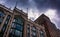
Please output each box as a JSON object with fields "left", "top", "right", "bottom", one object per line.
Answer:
{"left": 34, "top": 14, "right": 60, "bottom": 37}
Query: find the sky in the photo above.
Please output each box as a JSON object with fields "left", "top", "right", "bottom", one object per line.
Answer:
{"left": 0, "top": 0, "right": 60, "bottom": 29}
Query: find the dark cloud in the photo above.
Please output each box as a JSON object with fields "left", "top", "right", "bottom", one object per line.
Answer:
{"left": 3, "top": 0, "right": 29, "bottom": 9}
{"left": 0, "top": 0, "right": 60, "bottom": 29}
{"left": 19, "top": 0, "right": 28, "bottom": 4}
{"left": 1, "top": 0, "right": 60, "bottom": 10}
{"left": 33, "top": 0, "right": 49, "bottom": 10}
{"left": 33, "top": 0, "right": 60, "bottom": 23}
{"left": 33, "top": 0, "right": 60, "bottom": 11}
{"left": 17, "top": 0, "right": 29, "bottom": 7}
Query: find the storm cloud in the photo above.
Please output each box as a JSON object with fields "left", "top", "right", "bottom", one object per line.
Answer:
{"left": 0, "top": 0, "right": 60, "bottom": 29}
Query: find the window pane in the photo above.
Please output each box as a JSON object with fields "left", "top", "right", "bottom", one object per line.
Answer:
{"left": 32, "top": 26, "right": 37, "bottom": 37}
{"left": 0, "top": 11, "right": 5, "bottom": 17}
{"left": 32, "top": 27, "right": 36, "bottom": 31}
{"left": 27, "top": 24, "right": 30, "bottom": 37}
{"left": 0, "top": 11, "right": 5, "bottom": 37}
{"left": 16, "top": 24, "right": 23, "bottom": 31}
{"left": 0, "top": 18, "right": 3, "bottom": 23}
{"left": 14, "top": 18, "right": 23, "bottom": 25}
{"left": 2, "top": 15, "right": 11, "bottom": 32}
{"left": 27, "top": 24, "right": 30, "bottom": 33}
{"left": 32, "top": 31, "right": 36, "bottom": 36}
{"left": 40, "top": 31, "right": 44, "bottom": 37}
{"left": 0, "top": 11, "right": 5, "bottom": 24}
{"left": 15, "top": 30, "right": 22, "bottom": 36}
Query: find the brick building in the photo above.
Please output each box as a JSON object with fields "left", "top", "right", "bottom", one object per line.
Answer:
{"left": 34, "top": 14, "right": 59, "bottom": 37}
{"left": 0, "top": 4, "right": 60, "bottom": 37}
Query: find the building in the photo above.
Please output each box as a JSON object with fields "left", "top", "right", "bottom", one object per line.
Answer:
{"left": 34, "top": 14, "right": 58, "bottom": 37}
{"left": 0, "top": 4, "right": 60, "bottom": 37}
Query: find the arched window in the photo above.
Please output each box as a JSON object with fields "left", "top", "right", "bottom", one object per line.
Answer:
{"left": 0, "top": 11, "right": 5, "bottom": 24}
{"left": 9, "top": 16, "right": 24, "bottom": 37}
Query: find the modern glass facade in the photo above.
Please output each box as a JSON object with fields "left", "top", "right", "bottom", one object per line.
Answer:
{"left": 9, "top": 16, "right": 24, "bottom": 37}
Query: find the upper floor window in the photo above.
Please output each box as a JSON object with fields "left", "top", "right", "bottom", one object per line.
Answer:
{"left": 2, "top": 15, "right": 11, "bottom": 32}
{"left": 0, "top": 11, "right": 5, "bottom": 17}
{"left": 12, "top": 23, "right": 23, "bottom": 31}
{"left": 40, "top": 30, "right": 45, "bottom": 37}
{"left": 4, "top": 15, "right": 11, "bottom": 24}
{"left": 0, "top": 11, "right": 5, "bottom": 24}
{"left": 32, "top": 27, "right": 36, "bottom": 31}
{"left": 27, "top": 24, "right": 30, "bottom": 37}
{"left": 32, "top": 26, "right": 37, "bottom": 37}
{"left": 0, "top": 15, "right": 11, "bottom": 37}
{"left": 13, "top": 17, "right": 23, "bottom": 25}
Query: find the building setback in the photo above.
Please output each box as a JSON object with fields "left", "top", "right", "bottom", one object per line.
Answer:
{"left": 0, "top": 4, "right": 60, "bottom": 37}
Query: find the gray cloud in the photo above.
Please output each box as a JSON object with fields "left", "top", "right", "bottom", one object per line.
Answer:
{"left": 0, "top": 0, "right": 60, "bottom": 29}
{"left": 1, "top": 0, "right": 60, "bottom": 10}
{"left": 33, "top": 0, "right": 60, "bottom": 29}
{"left": 33, "top": 0, "right": 49, "bottom": 11}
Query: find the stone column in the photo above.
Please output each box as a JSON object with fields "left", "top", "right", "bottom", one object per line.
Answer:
{"left": 23, "top": 21, "right": 27, "bottom": 37}
{"left": 30, "top": 24, "right": 32, "bottom": 37}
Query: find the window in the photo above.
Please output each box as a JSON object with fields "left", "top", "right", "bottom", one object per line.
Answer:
{"left": 32, "top": 26, "right": 37, "bottom": 37}
{"left": 27, "top": 24, "right": 30, "bottom": 37}
{"left": 0, "top": 15, "right": 11, "bottom": 37}
{"left": 32, "top": 31, "right": 36, "bottom": 36}
{"left": 9, "top": 29, "right": 22, "bottom": 37}
{"left": 0, "top": 11, "right": 5, "bottom": 24}
{"left": 2, "top": 15, "right": 11, "bottom": 32}
{"left": 12, "top": 23, "right": 23, "bottom": 31}
{"left": 40, "top": 30, "right": 45, "bottom": 37}
{"left": 32, "top": 26, "right": 36, "bottom": 31}
{"left": 9, "top": 17, "right": 24, "bottom": 37}
{"left": 4, "top": 15, "right": 11, "bottom": 24}
{"left": 0, "top": 11, "right": 5, "bottom": 37}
